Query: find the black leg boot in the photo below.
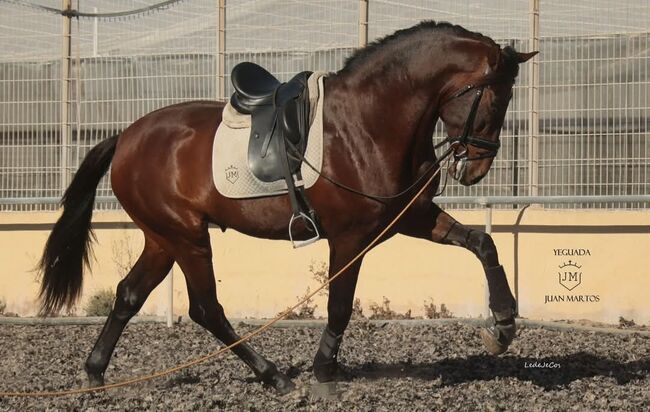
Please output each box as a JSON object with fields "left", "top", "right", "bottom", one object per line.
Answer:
{"left": 313, "top": 326, "right": 351, "bottom": 382}
{"left": 480, "top": 265, "right": 517, "bottom": 355}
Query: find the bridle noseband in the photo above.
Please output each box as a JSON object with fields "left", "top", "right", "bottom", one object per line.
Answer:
{"left": 434, "top": 83, "right": 502, "bottom": 162}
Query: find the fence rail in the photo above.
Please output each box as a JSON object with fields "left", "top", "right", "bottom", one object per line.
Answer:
{"left": 3, "top": 195, "right": 650, "bottom": 209}
{"left": 435, "top": 195, "right": 650, "bottom": 206}
{"left": 1, "top": 0, "right": 649, "bottom": 211}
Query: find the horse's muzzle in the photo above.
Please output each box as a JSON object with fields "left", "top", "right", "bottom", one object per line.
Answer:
{"left": 448, "top": 157, "right": 468, "bottom": 183}
{"left": 449, "top": 157, "right": 490, "bottom": 186}
{"left": 454, "top": 157, "right": 467, "bottom": 181}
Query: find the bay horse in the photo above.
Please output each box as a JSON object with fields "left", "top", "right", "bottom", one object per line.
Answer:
{"left": 38, "top": 21, "right": 536, "bottom": 393}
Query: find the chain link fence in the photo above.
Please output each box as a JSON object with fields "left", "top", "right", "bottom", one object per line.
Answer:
{"left": 1, "top": 0, "right": 648, "bottom": 210}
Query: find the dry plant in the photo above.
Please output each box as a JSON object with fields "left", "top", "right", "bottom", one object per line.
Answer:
{"left": 309, "top": 261, "right": 329, "bottom": 297}
{"left": 423, "top": 298, "right": 453, "bottom": 319}
{"left": 84, "top": 288, "right": 116, "bottom": 316}
{"left": 368, "top": 296, "right": 412, "bottom": 320}
{"left": 112, "top": 232, "right": 138, "bottom": 278}
{"left": 351, "top": 297, "right": 364, "bottom": 319}
{"left": 619, "top": 316, "right": 636, "bottom": 328}
{"left": 277, "top": 261, "right": 367, "bottom": 320}
{"left": 278, "top": 287, "right": 317, "bottom": 320}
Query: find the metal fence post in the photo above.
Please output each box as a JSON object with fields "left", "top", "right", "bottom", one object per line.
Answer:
{"left": 484, "top": 204, "right": 492, "bottom": 318}
{"left": 528, "top": 0, "right": 540, "bottom": 198}
{"left": 166, "top": 267, "right": 174, "bottom": 327}
{"left": 60, "top": 0, "right": 72, "bottom": 192}
{"left": 218, "top": 0, "right": 226, "bottom": 100}
{"left": 359, "top": 0, "right": 368, "bottom": 48}
{"left": 92, "top": 7, "right": 98, "bottom": 57}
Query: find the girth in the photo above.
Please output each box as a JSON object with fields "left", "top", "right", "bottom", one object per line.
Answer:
{"left": 230, "top": 62, "right": 320, "bottom": 248}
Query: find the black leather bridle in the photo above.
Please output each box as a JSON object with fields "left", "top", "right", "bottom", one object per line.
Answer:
{"left": 434, "top": 83, "right": 501, "bottom": 161}
{"left": 293, "top": 81, "right": 506, "bottom": 202}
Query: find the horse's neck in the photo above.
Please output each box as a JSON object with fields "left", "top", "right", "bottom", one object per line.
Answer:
{"left": 323, "top": 70, "right": 442, "bottom": 190}
{"left": 328, "top": 51, "right": 450, "bottom": 149}
{"left": 322, "top": 35, "right": 488, "bottom": 190}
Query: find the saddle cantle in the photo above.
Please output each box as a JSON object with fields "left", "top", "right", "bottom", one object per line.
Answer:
{"left": 230, "top": 62, "right": 280, "bottom": 113}
{"left": 230, "top": 62, "right": 319, "bottom": 248}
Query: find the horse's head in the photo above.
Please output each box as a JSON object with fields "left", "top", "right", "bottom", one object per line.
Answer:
{"left": 439, "top": 46, "right": 537, "bottom": 186}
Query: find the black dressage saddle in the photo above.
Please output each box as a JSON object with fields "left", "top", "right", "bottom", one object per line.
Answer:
{"left": 230, "top": 62, "right": 311, "bottom": 183}
{"left": 230, "top": 62, "right": 320, "bottom": 247}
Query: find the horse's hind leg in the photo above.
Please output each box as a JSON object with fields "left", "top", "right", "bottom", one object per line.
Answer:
{"left": 399, "top": 203, "right": 517, "bottom": 355}
{"left": 85, "top": 237, "right": 173, "bottom": 386}
{"left": 171, "top": 228, "right": 295, "bottom": 394}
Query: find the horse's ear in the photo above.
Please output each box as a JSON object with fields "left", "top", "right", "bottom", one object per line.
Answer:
{"left": 516, "top": 51, "right": 538, "bottom": 63}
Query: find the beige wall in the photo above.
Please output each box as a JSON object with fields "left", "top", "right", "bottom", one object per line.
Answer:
{"left": 1, "top": 209, "right": 648, "bottom": 324}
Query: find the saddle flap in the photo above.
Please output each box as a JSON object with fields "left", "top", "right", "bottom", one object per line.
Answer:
{"left": 245, "top": 70, "right": 312, "bottom": 183}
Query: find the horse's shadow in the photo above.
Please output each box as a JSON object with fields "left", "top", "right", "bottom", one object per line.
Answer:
{"left": 346, "top": 352, "right": 649, "bottom": 390}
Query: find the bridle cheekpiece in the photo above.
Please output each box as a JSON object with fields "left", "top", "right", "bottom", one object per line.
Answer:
{"left": 435, "top": 83, "right": 502, "bottom": 162}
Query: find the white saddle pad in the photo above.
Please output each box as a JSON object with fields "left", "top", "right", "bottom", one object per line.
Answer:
{"left": 212, "top": 74, "right": 325, "bottom": 199}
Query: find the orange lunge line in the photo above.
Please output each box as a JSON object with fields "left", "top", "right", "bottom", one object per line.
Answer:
{"left": 0, "top": 166, "right": 443, "bottom": 398}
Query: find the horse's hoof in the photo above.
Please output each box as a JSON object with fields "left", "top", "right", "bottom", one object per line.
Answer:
{"left": 313, "top": 361, "right": 353, "bottom": 383}
{"left": 87, "top": 373, "right": 105, "bottom": 388}
{"left": 267, "top": 372, "right": 296, "bottom": 395}
{"left": 330, "top": 365, "right": 354, "bottom": 382}
{"left": 310, "top": 382, "right": 341, "bottom": 400}
{"left": 481, "top": 316, "right": 516, "bottom": 355}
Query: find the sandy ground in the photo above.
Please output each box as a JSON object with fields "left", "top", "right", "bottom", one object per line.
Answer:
{"left": 0, "top": 320, "right": 648, "bottom": 411}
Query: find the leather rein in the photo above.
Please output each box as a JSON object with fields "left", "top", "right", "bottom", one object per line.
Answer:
{"left": 291, "top": 82, "right": 501, "bottom": 203}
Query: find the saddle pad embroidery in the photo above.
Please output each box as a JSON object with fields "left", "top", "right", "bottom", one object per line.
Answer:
{"left": 212, "top": 74, "right": 324, "bottom": 199}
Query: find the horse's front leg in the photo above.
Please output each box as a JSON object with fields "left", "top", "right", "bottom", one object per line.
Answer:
{"left": 400, "top": 203, "right": 517, "bottom": 355}
{"left": 313, "top": 233, "right": 366, "bottom": 382}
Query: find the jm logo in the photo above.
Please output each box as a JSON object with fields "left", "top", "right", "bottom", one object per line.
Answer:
{"left": 225, "top": 165, "right": 239, "bottom": 184}
{"left": 558, "top": 260, "right": 582, "bottom": 291}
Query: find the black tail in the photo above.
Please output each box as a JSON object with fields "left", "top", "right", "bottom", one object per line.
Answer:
{"left": 38, "top": 135, "right": 119, "bottom": 316}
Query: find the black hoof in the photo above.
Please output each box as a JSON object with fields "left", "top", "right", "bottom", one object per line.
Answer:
{"left": 481, "top": 315, "right": 516, "bottom": 355}
{"left": 313, "top": 361, "right": 353, "bottom": 383}
{"left": 87, "top": 373, "right": 105, "bottom": 388}
{"left": 265, "top": 371, "right": 296, "bottom": 395}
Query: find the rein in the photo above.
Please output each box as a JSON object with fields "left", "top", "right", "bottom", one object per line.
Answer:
{"left": 291, "top": 142, "right": 454, "bottom": 203}
{"left": 292, "top": 81, "right": 501, "bottom": 203}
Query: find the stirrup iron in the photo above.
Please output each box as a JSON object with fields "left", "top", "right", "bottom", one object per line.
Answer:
{"left": 289, "top": 212, "right": 320, "bottom": 248}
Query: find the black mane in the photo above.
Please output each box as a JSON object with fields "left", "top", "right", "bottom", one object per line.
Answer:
{"left": 339, "top": 20, "right": 500, "bottom": 75}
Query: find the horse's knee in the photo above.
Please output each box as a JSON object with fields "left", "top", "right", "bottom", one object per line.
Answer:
{"left": 468, "top": 231, "right": 497, "bottom": 265}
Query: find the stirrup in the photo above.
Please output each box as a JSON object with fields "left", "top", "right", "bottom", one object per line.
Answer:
{"left": 288, "top": 212, "right": 320, "bottom": 248}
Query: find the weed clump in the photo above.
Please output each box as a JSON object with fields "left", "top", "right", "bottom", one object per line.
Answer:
{"left": 368, "top": 297, "right": 412, "bottom": 320}
{"left": 84, "top": 289, "right": 115, "bottom": 316}
{"left": 423, "top": 298, "right": 453, "bottom": 319}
